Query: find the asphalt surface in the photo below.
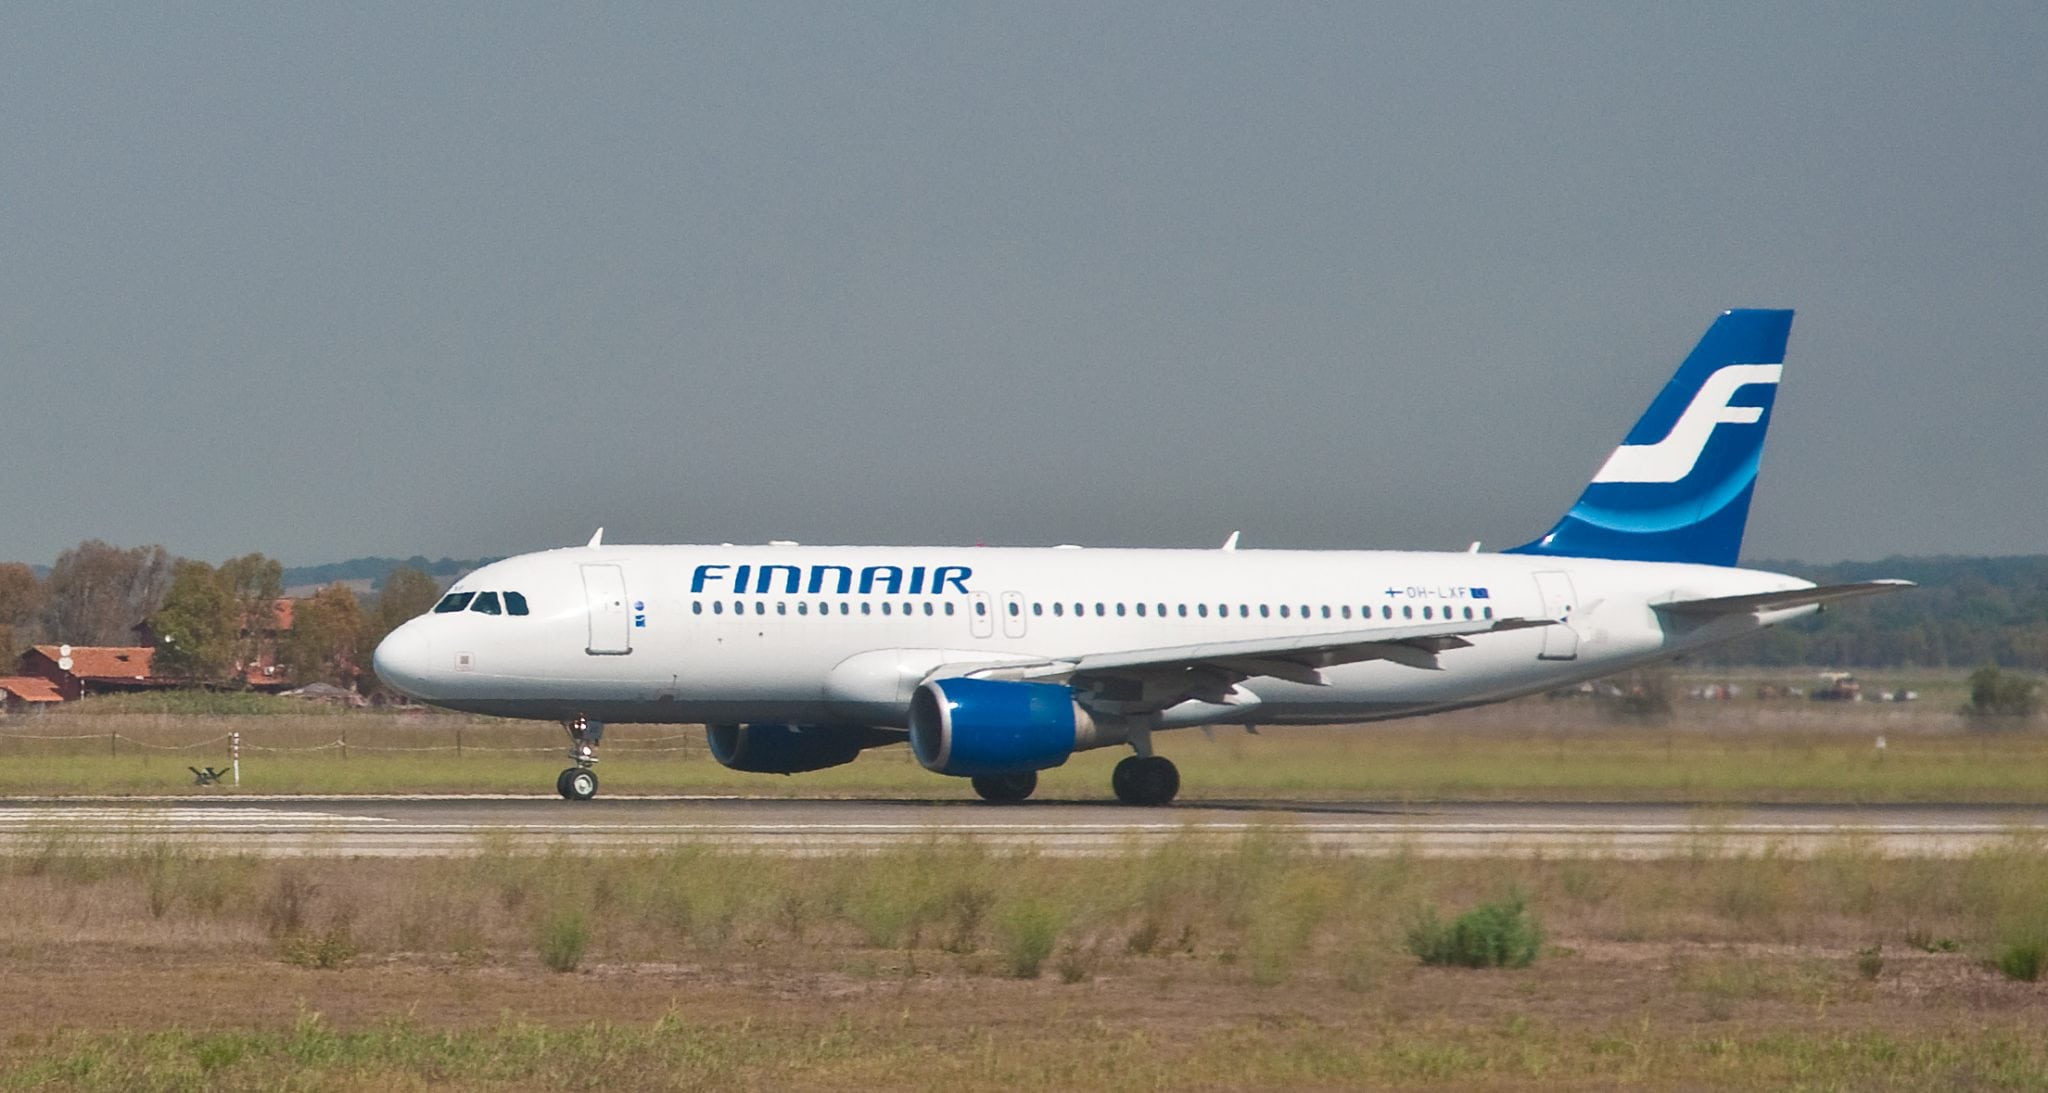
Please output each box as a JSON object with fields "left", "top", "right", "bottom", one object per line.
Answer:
{"left": 2, "top": 796, "right": 2045, "bottom": 857}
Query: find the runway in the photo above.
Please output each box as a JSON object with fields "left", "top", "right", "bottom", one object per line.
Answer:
{"left": 2, "top": 796, "right": 2045, "bottom": 857}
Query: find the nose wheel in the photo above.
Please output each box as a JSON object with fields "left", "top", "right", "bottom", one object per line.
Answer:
{"left": 1111, "top": 755, "right": 1179, "bottom": 806}
{"left": 557, "top": 716, "right": 604, "bottom": 801}
{"left": 556, "top": 766, "right": 599, "bottom": 801}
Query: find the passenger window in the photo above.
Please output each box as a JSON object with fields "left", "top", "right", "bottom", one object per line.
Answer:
{"left": 1260, "top": 605, "right": 1271, "bottom": 618}
{"left": 1033, "top": 603, "right": 1043, "bottom": 616}
{"left": 862, "top": 602, "right": 872, "bottom": 615}
{"left": 1278, "top": 605, "right": 1289, "bottom": 618}
{"left": 755, "top": 602, "right": 766, "bottom": 615}
{"left": 976, "top": 601, "right": 987, "bottom": 616}
{"left": 1197, "top": 604, "right": 1208, "bottom": 618}
{"left": 778, "top": 602, "right": 788, "bottom": 615}
{"left": 1302, "top": 605, "right": 1311, "bottom": 618}
{"left": 1053, "top": 602, "right": 1064, "bottom": 617}
{"left": 713, "top": 601, "right": 725, "bottom": 615}
{"left": 945, "top": 602, "right": 955, "bottom": 616}
{"left": 1423, "top": 606, "right": 1433, "bottom": 619}
{"left": 1464, "top": 606, "right": 1474, "bottom": 620}
{"left": 1382, "top": 605, "right": 1393, "bottom": 620}
{"left": 734, "top": 601, "right": 744, "bottom": 615}
{"left": 1006, "top": 602, "right": 1019, "bottom": 616}
{"left": 882, "top": 603, "right": 892, "bottom": 616}
{"left": 1238, "top": 605, "right": 1249, "bottom": 618}
{"left": 1178, "top": 605, "right": 1188, "bottom": 618}
{"left": 470, "top": 592, "right": 502, "bottom": 615}
{"left": 1116, "top": 603, "right": 1126, "bottom": 617}
{"left": 1484, "top": 606, "right": 1494, "bottom": 620}
{"left": 1403, "top": 606, "right": 1413, "bottom": 619}
{"left": 797, "top": 602, "right": 808, "bottom": 616}
{"left": 1074, "top": 603, "right": 1084, "bottom": 616}
{"left": 504, "top": 592, "right": 529, "bottom": 616}
{"left": 434, "top": 592, "right": 474, "bottom": 614}
{"left": 923, "top": 603, "right": 934, "bottom": 616}
{"left": 1341, "top": 605, "right": 1351, "bottom": 619}
{"left": 1095, "top": 603, "right": 1106, "bottom": 617}
{"left": 1135, "top": 603, "right": 1146, "bottom": 617}
{"left": 841, "top": 603, "right": 851, "bottom": 615}
{"left": 692, "top": 601, "right": 703, "bottom": 615}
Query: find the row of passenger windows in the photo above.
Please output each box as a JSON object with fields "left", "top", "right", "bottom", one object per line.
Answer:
{"left": 688, "top": 599, "right": 1493, "bottom": 623}
{"left": 433, "top": 591, "right": 530, "bottom": 617}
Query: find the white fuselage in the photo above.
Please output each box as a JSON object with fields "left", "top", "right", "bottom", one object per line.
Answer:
{"left": 374, "top": 543, "right": 1813, "bottom": 730}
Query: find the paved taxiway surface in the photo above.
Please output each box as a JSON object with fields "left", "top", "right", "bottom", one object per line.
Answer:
{"left": 2, "top": 796, "right": 2045, "bottom": 857}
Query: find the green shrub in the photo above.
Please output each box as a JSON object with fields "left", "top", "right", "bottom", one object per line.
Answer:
{"left": 1995, "top": 939, "right": 2047, "bottom": 982}
{"left": 1966, "top": 665, "right": 2039, "bottom": 721}
{"left": 1406, "top": 895, "right": 1543, "bottom": 969}
{"left": 994, "top": 898, "right": 1062, "bottom": 979}
{"left": 279, "top": 925, "right": 357, "bottom": 970}
{"left": 537, "top": 908, "right": 591, "bottom": 973}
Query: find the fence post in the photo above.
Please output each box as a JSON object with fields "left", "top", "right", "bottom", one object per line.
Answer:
{"left": 231, "top": 731, "right": 241, "bottom": 788}
{"left": 110, "top": 732, "right": 116, "bottom": 758}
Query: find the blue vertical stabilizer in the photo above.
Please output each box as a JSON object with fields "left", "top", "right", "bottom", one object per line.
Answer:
{"left": 1506, "top": 309, "right": 1794, "bottom": 567}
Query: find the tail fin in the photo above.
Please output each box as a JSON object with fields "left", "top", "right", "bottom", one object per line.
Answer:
{"left": 1507, "top": 309, "right": 1793, "bottom": 567}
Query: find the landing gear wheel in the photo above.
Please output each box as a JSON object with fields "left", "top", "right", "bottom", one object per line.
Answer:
{"left": 971, "top": 771, "right": 1037, "bottom": 803}
{"left": 559, "top": 767, "right": 599, "bottom": 801}
{"left": 1112, "top": 755, "right": 1179, "bottom": 807}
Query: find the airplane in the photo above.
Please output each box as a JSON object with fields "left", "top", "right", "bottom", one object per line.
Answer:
{"left": 373, "top": 309, "right": 1910, "bottom": 805}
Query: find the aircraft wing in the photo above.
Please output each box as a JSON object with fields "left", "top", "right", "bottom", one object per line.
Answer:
{"left": 948, "top": 617, "right": 1553, "bottom": 707}
{"left": 1652, "top": 579, "right": 1913, "bottom": 618}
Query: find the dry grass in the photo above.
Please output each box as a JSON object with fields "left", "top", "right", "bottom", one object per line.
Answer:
{"left": 5, "top": 833, "right": 2048, "bottom": 1088}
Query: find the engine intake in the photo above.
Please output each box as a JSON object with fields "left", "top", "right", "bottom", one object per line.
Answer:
{"left": 706, "top": 723, "right": 898, "bottom": 774}
{"left": 909, "top": 678, "right": 1122, "bottom": 777}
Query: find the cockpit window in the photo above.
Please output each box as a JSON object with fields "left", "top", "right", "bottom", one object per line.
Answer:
{"left": 504, "top": 591, "right": 529, "bottom": 616}
{"left": 434, "top": 592, "right": 475, "bottom": 614}
{"left": 470, "top": 591, "right": 502, "bottom": 615}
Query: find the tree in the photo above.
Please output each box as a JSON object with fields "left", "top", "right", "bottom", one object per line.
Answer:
{"left": 283, "top": 584, "right": 367, "bottom": 687}
{"left": 43, "top": 541, "right": 172, "bottom": 646}
{"left": 218, "top": 553, "right": 284, "bottom": 675}
{"left": 1966, "top": 664, "right": 2039, "bottom": 722}
{"left": 0, "top": 562, "right": 43, "bottom": 667}
{"left": 362, "top": 565, "right": 442, "bottom": 692}
{"left": 150, "top": 560, "right": 239, "bottom": 682}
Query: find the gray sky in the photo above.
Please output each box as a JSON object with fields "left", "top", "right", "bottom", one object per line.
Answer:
{"left": 3, "top": 4, "right": 2043, "bottom": 567}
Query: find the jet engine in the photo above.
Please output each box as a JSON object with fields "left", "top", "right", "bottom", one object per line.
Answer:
{"left": 705, "top": 723, "right": 900, "bottom": 774}
{"left": 908, "top": 677, "right": 1126, "bottom": 777}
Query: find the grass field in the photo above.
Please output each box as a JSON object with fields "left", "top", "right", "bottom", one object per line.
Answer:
{"left": 4, "top": 832, "right": 2048, "bottom": 1089}
{"left": 0, "top": 676, "right": 2043, "bottom": 802}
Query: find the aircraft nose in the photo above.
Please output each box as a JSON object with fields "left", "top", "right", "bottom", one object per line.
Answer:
{"left": 372, "top": 619, "right": 438, "bottom": 699}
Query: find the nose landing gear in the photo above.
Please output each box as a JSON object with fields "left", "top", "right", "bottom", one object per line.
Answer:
{"left": 557, "top": 716, "right": 604, "bottom": 801}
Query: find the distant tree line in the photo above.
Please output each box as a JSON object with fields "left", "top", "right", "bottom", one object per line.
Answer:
{"left": 0, "top": 540, "right": 446, "bottom": 692}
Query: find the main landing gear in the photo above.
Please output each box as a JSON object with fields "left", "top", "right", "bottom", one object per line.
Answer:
{"left": 557, "top": 716, "right": 603, "bottom": 801}
{"left": 971, "top": 771, "right": 1037, "bottom": 803}
{"left": 1112, "top": 755, "right": 1180, "bottom": 807}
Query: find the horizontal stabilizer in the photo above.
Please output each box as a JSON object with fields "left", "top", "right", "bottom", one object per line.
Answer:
{"left": 1654, "top": 579, "right": 1914, "bottom": 617}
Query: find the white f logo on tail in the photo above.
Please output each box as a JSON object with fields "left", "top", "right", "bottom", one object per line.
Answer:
{"left": 1591, "top": 364, "right": 1782, "bottom": 485}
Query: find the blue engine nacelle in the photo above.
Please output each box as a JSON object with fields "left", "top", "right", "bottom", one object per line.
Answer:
{"left": 910, "top": 678, "right": 1117, "bottom": 777}
{"left": 706, "top": 723, "right": 900, "bottom": 774}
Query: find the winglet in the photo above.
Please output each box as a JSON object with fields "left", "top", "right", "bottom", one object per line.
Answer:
{"left": 1221, "top": 531, "right": 1241, "bottom": 551}
{"left": 586, "top": 527, "right": 604, "bottom": 548}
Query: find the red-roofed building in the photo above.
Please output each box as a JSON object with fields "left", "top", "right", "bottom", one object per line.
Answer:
{"left": 19, "top": 645, "right": 169, "bottom": 701}
{"left": 0, "top": 676, "right": 64, "bottom": 711}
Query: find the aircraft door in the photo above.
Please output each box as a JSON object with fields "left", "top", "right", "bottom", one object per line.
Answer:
{"left": 582, "top": 564, "right": 632, "bottom": 655}
{"left": 1532, "top": 571, "right": 1579, "bottom": 661}
{"left": 968, "top": 592, "right": 995, "bottom": 638}
{"left": 1000, "top": 591, "right": 1028, "bottom": 639}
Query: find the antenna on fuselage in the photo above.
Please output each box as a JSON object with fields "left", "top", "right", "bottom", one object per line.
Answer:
{"left": 1221, "top": 531, "right": 1240, "bottom": 551}
{"left": 586, "top": 528, "right": 604, "bottom": 548}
